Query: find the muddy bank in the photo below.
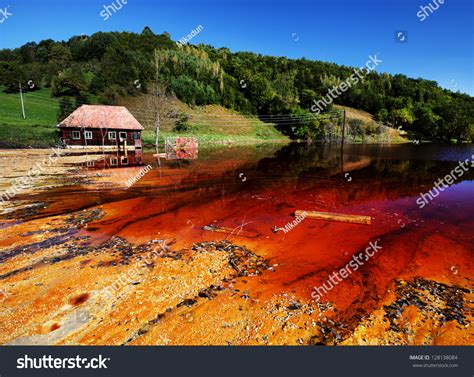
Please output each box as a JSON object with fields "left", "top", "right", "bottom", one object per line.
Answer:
{"left": 0, "top": 149, "right": 105, "bottom": 217}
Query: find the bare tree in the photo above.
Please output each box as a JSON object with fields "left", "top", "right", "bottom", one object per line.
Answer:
{"left": 146, "top": 49, "right": 178, "bottom": 162}
{"left": 147, "top": 81, "right": 168, "bottom": 151}
{"left": 149, "top": 50, "right": 166, "bottom": 152}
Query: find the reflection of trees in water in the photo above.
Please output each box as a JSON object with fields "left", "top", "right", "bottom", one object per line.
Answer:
{"left": 315, "top": 119, "right": 395, "bottom": 144}
{"left": 267, "top": 143, "right": 341, "bottom": 173}
{"left": 253, "top": 143, "right": 474, "bottom": 197}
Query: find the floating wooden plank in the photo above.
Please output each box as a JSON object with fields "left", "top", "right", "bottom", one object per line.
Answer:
{"left": 295, "top": 210, "right": 371, "bottom": 225}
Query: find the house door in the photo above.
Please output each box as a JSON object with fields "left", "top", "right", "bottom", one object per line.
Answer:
{"left": 134, "top": 131, "right": 142, "bottom": 149}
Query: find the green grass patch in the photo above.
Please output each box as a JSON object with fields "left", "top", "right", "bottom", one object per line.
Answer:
{"left": 0, "top": 87, "right": 61, "bottom": 147}
{"left": 0, "top": 123, "right": 60, "bottom": 148}
{"left": 0, "top": 87, "right": 60, "bottom": 127}
{"left": 142, "top": 129, "right": 287, "bottom": 146}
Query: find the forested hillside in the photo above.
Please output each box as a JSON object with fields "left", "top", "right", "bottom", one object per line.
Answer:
{"left": 1, "top": 27, "right": 472, "bottom": 143}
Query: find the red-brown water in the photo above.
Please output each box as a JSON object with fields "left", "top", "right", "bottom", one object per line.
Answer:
{"left": 27, "top": 143, "right": 474, "bottom": 297}
{"left": 4, "top": 143, "right": 473, "bottom": 345}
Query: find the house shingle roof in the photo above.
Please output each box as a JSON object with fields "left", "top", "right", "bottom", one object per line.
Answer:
{"left": 57, "top": 105, "right": 144, "bottom": 130}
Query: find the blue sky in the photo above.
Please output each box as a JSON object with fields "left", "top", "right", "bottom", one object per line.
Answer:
{"left": 1, "top": 0, "right": 473, "bottom": 95}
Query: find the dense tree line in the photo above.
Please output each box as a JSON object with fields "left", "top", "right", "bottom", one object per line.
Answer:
{"left": 0, "top": 27, "right": 472, "bottom": 142}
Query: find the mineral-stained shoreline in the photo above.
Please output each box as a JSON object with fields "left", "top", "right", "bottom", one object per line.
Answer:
{"left": 1, "top": 205, "right": 471, "bottom": 346}
{"left": 0, "top": 148, "right": 472, "bottom": 345}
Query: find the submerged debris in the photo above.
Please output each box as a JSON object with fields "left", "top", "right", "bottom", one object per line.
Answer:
{"left": 3, "top": 202, "right": 48, "bottom": 220}
{"left": 135, "top": 239, "right": 183, "bottom": 261}
{"left": 192, "top": 240, "right": 269, "bottom": 277}
{"left": 95, "top": 236, "right": 136, "bottom": 265}
{"left": 198, "top": 286, "right": 219, "bottom": 299}
{"left": 0, "top": 230, "right": 78, "bottom": 265}
{"left": 177, "top": 299, "right": 197, "bottom": 308}
{"left": 65, "top": 208, "right": 103, "bottom": 228}
{"left": 383, "top": 277, "right": 471, "bottom": 332}
{"left": 287, "top": 302, "right": 302, "bottom": 311}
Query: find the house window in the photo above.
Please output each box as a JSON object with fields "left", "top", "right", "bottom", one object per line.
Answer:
{"left": 108, "top": 131, "right": 116, "bottom": 140}
{"left": 119, "top": 132, "right": 127, "bottom": 140}
{"left": 133, "top": 131, "right": 140, "bottom": 140}
{"left": 121, "top": 156, "right": 128, "bottom": 165}
{"left": 71, "top": 131, "right": 80, "bottom": 140}
{"left": 84, "top": 131, "right": 93, "bottom": 140}
{"left": 110, "top": 156, "right": 118, "bottom": 166}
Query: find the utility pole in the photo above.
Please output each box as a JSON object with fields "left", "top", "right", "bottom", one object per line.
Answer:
{"left": 341, "top": 108, "right": 346, "bottom": 150}
{"left": 340, "top": 108, "right": 346, "bottom": 180}
{"left": 19, "top": 82, "right": 26, "bottom": 119}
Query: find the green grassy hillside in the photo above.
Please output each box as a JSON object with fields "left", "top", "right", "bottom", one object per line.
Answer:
{"left": 334, "top": 105, "right": 408, "bottom": 144}
{"left": 0, "top": 87, "right": 288, "bottom": 147}
{"left": 0, "top": 87, "right": 61, "bottom": 147}
{"left": 119, "top": 95, "right": 288, "bottom": 145}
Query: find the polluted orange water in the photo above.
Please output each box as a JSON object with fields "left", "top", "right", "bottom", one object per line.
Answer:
{"left": 0, "top": 143, "right": 473, "bottom": 345}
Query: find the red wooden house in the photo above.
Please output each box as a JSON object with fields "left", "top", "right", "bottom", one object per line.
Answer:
{"left": 57, "top": 105, "right": 144, "bottom": 149}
